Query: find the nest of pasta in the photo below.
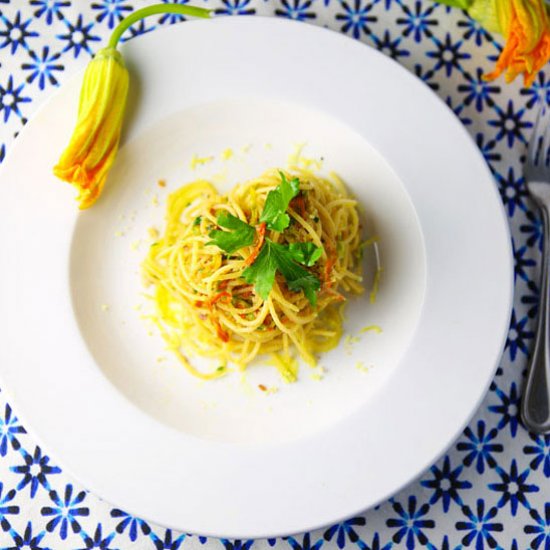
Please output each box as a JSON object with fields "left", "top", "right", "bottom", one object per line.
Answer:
{"left": 142, "top": 168, "right": 364, "bottom": 381}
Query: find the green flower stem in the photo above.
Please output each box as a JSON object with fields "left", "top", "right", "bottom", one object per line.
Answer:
{"left": 107, "top": 4, "right": 212, "bottom": 49}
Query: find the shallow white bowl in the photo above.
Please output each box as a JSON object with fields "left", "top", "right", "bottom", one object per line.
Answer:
{"left": 0, "top": 17, "right": 512, "bottom": 538}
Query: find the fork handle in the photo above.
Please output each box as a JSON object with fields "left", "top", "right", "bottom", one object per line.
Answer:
{"left": 522, "top": 187, "right": 550, "bottom": 434}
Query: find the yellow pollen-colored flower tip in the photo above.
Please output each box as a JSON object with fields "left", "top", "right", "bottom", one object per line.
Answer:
{"left": 450, "top": 0, "right": 550, "bottom": 86}
{"left": 53, "top": 47, "right": 129, "bottom": 209}
{"left": 482, "top": 0, "right": 550, "bottom": 86}
{"left": 53, "top": 4, "right": 211, "bottom": 209}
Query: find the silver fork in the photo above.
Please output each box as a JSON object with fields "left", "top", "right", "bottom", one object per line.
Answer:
{"left": 522, "top": 103, "right": 550, "bottom": 434}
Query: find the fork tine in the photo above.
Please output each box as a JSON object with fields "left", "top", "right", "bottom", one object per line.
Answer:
{"left": 526, "top": 101, "right": 550, "bottom": 183}
{"left": 543, "top": 108, "right": 550, "bottom": 168}
{"left": 529, "top": 103, "right": 547, "bottom": 167}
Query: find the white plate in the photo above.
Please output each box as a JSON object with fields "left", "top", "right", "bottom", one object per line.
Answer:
{"left": 0, "top": 17, "right": 512, "bottom": 538}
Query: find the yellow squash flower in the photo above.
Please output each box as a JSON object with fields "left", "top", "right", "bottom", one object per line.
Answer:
{"left": 54, "top": 4, "right": 210, "bottom": 209}
{"left": 482, "top": 0, "right": 550, "bottom": 86}
{"left": 436, "top": 0, "right": 550, "bottom": 86}
{"left": 54, "top": 48, "right": 129, "bottom": 209}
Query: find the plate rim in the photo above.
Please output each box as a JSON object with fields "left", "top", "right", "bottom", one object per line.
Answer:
{"left": 0, "top": 16, "right": 514, "bottom": 538}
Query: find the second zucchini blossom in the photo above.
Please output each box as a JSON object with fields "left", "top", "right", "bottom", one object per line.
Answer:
{"left": 436, "top": 0, "right": 550, "bottom": 86}
{"left": 483, "top": 0, "right": 550, "bottom": 86}
{"left": 54, "top": 47, "right": 129, "bottom": 209}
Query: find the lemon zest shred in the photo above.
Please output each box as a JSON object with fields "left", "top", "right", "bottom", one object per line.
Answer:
{"left": 190, "top": 154, "right": 214, "bottom": 170}
{"left": 360, "top": 325, "right": 382, "bottom": 334}
{"left": 221, "top": 148, "right": 234, "bottom": 161}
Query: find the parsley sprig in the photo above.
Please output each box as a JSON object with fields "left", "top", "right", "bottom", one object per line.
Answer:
{"left": 207, "top": 172, "right": 323, "bottom": 305}
{"left": 208, "top": 212, "right": 255, "bottom": 253}
{"left": 242, "top": 240, "right": 321, "bottom": 305}
{"left": 260, "top": 172, "right": 300, "bottom": 231}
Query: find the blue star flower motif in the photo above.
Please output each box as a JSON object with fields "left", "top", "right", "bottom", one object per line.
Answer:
{"left": 357, "top": 533, "right": 392, "bottom": 550}
{"left": 217, "top": 0, "right": 256, "bottom": 16}
{"left": 503, "top": 309, "right": 534, "bottom": 362}
{"left": 0, "top": 12, "right": 39, "bottom": 55}
{"left": 456, "top": 420, "right": 503, "bottom": 474}
{"left": 275, "top": 0, "right": 316, "bottom": 20}
{"left": 524, "top": 503, "right": 550, "bottom": 550}
{"left": 75, "top": 523, "right": 117, "bottom": 549}
{"left": 421, "top": 456, "right": 472, "bottom": 512}
{"left": 458, "top": 68, "right": 500, "bottom": 113}
{"left": 119, "top": 19, "right": 157, "bottom": 43}
{"left": 111, "top": 509, "right": 151, "bottom": 542}
{"left": 524, "top": 433, "right": 550, "bottom": 477}
{"left": 10, "top": 446, "right": 61, "bottom": 498}
{"left": 285, "top": 533, "right": 324, "bottom": 550}
{"left": 445, "top": 96, "right": 472, "bottom": 126}
{"left": 520, "top": 208, "right": 543, "bottom": 253}
{"left": 0, "top": 404, "right": 25, "bottom": 456}
{"left": 426, "top": 34, "right": 470, "bottom": 78}
{"left": 0, "top": 76, "right": 31, "bottom": 123}
{"left": 489, "top": 381, "right": 521, "bottom": 437}
{"left": 521, "top": 279, "right": 540, "bottom": 320}
{"left": 323, "top": 517, "right": 366, "bottom": 549}
{"left": 373, "top": 0, "right": 397, "bottom": 10}
{"left": 91, "top": 0, "right": 133, "bottom": 29}
{"left": 486, "top": 46, "right": 502, "bottom": 66}
{"left": 488, "top": 459, "right": 539, "bottom": 516}
{"left": 335, "top": 0, "right": 377, "bottom": 40}
{"left": 0, "top": 144, "right": 5, "bottom": 164}
{"left": 157, "top": 0, "right": 191, "bottom": 25}
{"left": 396, "top": 1, "right": 438, "bottom": 43}
{"left": 496, "top": 167, "right": 528, "bottom": 217}
{"left": 3, "top": 521, "right": 47, "bottom": 550}
{"left": 386, "top": 497, "right": 435, "bottom": 550}
{"left": 30, "top": 0, "right": 70, "bottom": 25}
{"left": 457, "top": 14, "right": 493, "bottom": 46}
{"left": 221, "top": 540, "right": 254, "bottom": 550}
{"left": 427, "top": 534, "right": 461, "bottom": 550}
{"left": 456, "top": 499, "right": 503, "bottom": 549}
{"left": 184, "top": 534, "right": 208, "bottom": 545}
{"left": 414, "top": 64, "right": 439, "bottom": 91}
{"left": 57, "top": 15, "right": 101, "bottom": 58}
{"left": 488, "top": 100, "right": 532, "bottom": 148}
{"left": 21, "top": 46, "right": 64, "bottom": 90}
{"left": 521, "top": 73, "right": 550, "bottom": 108}
{"left": 267, "top": 539, "right": 277, "bottom": 547}
{"left": 373, "top": 31, "right": 410, "bottom": 60}
{"left": 41, "top": 484, "right": 89, "bottom": 540}
{"left": 475, "top": 132, "right": 501, "bottom": 171}
{"left": 152, "top": 529, "right": 186, "bottom": 550}
{"left": 513, "top": 241, "right": 536, "bottom": 282}
{"left": 0, "top": 481, "right": 19, "bottom": 533}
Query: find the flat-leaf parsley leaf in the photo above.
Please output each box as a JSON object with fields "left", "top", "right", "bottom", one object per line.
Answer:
{"left": 288, "top": 242, "right": 323, "bottom": 267}
{"left": 259, "top": 171, "right": 300, "bottom": 231}
{"left": 243, "top": 239, "right": 321, "bottom": 306}
{"left": 208, "top": 212, "right": 256, "bottom": 253}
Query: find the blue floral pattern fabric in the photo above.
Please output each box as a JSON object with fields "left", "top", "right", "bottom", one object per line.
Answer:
{"left": 0, "top": 0, "right": 549, "bottom": 548}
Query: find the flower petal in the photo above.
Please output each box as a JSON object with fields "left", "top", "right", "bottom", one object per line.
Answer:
{"left": 53, "top": 47, "right": 129, "bottom": 209}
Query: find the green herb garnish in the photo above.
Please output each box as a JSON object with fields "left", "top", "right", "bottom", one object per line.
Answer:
{"left": 242, "top": 240, "right": 321, "bottom": 306}
{"left": 208, "top": 173, "right": 323, "bottom": 305}
{"left": 259, "top": 171, "right": 300, "bottom": 231}
{"left": 207, "top": 212, "right": 256, "bottom": 253}
{"left": 287, "top": 242, "right": 323, "bottom": 267}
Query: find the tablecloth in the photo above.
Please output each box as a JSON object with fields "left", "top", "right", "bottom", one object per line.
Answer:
{"left": 0, "top": 0, "right": 549, "bottom": 548}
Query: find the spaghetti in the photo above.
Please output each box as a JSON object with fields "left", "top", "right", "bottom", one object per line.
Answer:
{"left": 142, "top": 168, "right": 364, "bottom": 381}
